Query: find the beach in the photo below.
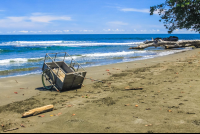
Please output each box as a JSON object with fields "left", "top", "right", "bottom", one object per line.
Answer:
{"left": 1, "top": 47, "right": 200, "bottom": 133}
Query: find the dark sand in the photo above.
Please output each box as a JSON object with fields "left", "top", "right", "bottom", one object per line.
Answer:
{"left": 1, "top": 48, "right": 200, "bottom": 133}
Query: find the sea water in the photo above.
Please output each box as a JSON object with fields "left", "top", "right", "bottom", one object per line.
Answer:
{"left": 0, "top": 34, "right": 199, "bottom": 78}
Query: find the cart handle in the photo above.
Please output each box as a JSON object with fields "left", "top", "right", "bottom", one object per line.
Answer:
{"left": 45, "top": 53, "right": 67, "bottom": 75}
{"left": 44, "top": 52, "right": 85, "bottom": 71}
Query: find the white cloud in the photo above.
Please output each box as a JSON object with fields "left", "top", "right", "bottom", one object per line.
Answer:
{"left": 134, "top": 29, "right": 137, "bottom": 31}
{"left": 107, "top": 21, "right": 128, "bottom": 26}
{"left": 63, "top": 30, "right": 69, "bottom": 32}
{"left": 53, "top": 30, "right": 62, "bottom": 33}
{"left": 119, "top": 7, "right": 159, "bottom": 14}
{"left": 140, "top": 30, "right": 147, "bottom": 32}
{"left": 120, "top": 8, "right": 149, "bottom": 13}
{"left": 103, "top": 29, "right": 124, "bottom": 32}
{"left": 157, "top": 29, "right": 160, "bottom": 32}
{"left": 6, "top": 17, "right": 27, "bottom": 22}
{"left": 0, "top": 13, "right": 72, "bottom": 28}
{"left": 112, "top": 29, "right": 124, "bottom": 31}
{"left": 79, "top": 30, "right": 93, "bottom": 32}
{"left": 29, "top": 16, "right": 71, "bottom": 23}
{"left": 19, "top": 30, "right": 28, "bottom": 33}
{"left": 31, "top": 12, "right": 45, "bottom": 16}
{"left": 103, "top": 29, "right": 111, "bottom": 31}
{"left": 30, "top": 31, "right": 37, "bottom": 33}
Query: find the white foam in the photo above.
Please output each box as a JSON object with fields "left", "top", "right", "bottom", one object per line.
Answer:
{"left": 82, "top": 51, "right": 147, "bottom": 57}
{"left": 0, "top": 58, "right": 27, "bottom": 64}
{"left": 0, "top": 47, "right": 192, "bottom": 65}
{"left": 0, "top": 57, "right": 44, "bottom": 64}
{"left": 0, "top": 41, "right": 143, "bottom": 47}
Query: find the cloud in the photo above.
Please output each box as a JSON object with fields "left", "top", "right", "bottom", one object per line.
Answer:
{"left": 79, "top": 30, "right": 93, "bottom": 32}
{"left": 140, "top": 29, "right": 147, "bottom": 32}
{"left": 30, "top": 31, "right": 37, "bottom": 33}
{"left": 119, "top": 8, "right": 159, "bottom": 14}
{"left": 63, "top": 30, "right": 69, "bottom": 32}
{"left": 53, "top": 30, "right": 62, "bottom": 33}
{"left": 103, "top": 29, "right": 111, "bottom": 31}
{"left": 103, "top": 29, "right": 124, "bottom": 32}
{"left": 120, "top": 8, "right": 150, "bottom": 13}
{"left": 29, "top": 16, "right": 71, "bottom": 23}
{"left": 107, "top": 21, "right": 128, "bottom": 26}
{"left": 0, "top": 13, "right": 71, "bottom": 28}
{"left": 6, "top": 17, "right": 27, "bottom": 22}
{"left": 19, "top": 30, "right": 28, "bottom": 33}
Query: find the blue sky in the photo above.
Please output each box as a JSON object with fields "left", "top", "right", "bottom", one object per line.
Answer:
{"left": 0, "top": 0, "right": 197, "bottom": 34}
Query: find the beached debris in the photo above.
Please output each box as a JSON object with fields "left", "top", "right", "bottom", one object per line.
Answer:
{"left": 22, "top": 104, "right": 54, "bottom": 118}
{"left": 129, "top": 39, "right": 200, "bottom": 49}
{"left": 3, "top": 127, "right": 19, "bottom": 132}
{"left": 20, "top": 124, "right": 25, "bottom": 127}
{"left": 124, "top": 104, "right": 130, "bottom": 106}
{"left": 145, "top": 124, "right": 152, "bottom": 127}
{"left": 124, "top": 86, "right": 143, "bottom": 90}
{"left": 38, "top": 115, "right": 45, "bottom": 117}
{"left": 129, "top": 43, "right": 155, "bottom": 49}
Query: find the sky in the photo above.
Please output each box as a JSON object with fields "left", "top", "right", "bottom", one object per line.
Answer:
{"left": 0, "top": 0, "right": 197, "bottom": 34}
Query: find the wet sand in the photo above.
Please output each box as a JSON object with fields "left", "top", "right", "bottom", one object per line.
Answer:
{"left": 1, "top": 48, "right": 200, "bottom": 133}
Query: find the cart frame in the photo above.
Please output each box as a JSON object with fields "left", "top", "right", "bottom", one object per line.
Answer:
{"left": 42, "top": 52, "right": 87, "bottom": 92}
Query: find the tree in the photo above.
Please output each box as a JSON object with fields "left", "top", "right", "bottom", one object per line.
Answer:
{"left": 150, "top": 0, "right": 200, "bottom": 33}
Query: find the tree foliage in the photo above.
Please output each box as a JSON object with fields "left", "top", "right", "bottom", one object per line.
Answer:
{"left": 150, "top": 0, "right": 200, "bottom": 33}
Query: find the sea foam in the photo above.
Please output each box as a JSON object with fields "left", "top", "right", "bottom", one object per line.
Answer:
{"left": 0, "top": 41, "right": 142, "bottom": 47}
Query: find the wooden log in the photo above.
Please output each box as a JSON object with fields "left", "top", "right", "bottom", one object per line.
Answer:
{"left": 129, "top": 43, "right": 155, "bottom": 49}
{"left": 129, "top": 40, "right": 200, "bottom": 49}
{"left": 22, "top": 105, "right": 54, "bottom": 118}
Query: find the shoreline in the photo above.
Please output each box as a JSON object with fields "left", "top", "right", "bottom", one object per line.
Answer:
{"left": 0, "top": 46, "right": 193, "bottom": 79}
{"left": 0, "top": 48, "right": 198, "bottom": 106}
{"left": 1, "top": 48, "right": 200, "bottom": 132}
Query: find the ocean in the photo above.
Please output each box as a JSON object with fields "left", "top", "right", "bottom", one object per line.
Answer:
{"left": 0, "top": 34, "right": 199, "bottom": 78}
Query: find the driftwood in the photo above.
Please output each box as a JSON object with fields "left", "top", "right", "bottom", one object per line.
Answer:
{"left": 129, "top": 43, "right": 155, "bottom": 49}
{"left": 3, "top": 128, "right": 19, "bottom": 132}
{"left": 129, "top": 40, "right": 200, "bottom": 49}
{"left": 22, "top": 105, "right": 54, "bottom": 118}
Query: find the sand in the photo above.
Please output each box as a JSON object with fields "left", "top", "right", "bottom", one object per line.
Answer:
{"left": 1, "top": 48, "right": 200, "bottom": 133}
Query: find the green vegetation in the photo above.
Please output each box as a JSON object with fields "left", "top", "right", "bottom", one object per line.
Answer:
{"left": 150, "top": 0, "right": 200, "bottom": 33}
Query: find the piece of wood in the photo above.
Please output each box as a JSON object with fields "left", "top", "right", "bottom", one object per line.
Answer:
{"left": 129, "top": 43, "right": 155, "bottom": 49}
{"left": 22, "top": 105, "right": 54, "bottom": 118}
{"left": 129, "top": 40, "right": 200, "bottom": 49}
{"left": 3, "top": 128, "right": 19, "bottom": 132}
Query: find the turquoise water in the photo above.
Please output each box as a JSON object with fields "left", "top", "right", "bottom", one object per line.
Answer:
{"left": 0, "top": 34, "right": 199, "bottom": 78}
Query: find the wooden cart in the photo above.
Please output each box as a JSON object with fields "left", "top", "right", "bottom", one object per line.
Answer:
{"left": 42, "top": 52, "right": 87, "bottom": 92}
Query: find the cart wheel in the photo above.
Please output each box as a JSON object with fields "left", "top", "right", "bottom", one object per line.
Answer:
{"left": 42, "top": 69, "right": 54, "bottom": 90}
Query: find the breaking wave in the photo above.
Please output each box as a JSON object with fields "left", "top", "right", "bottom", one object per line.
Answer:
{"left": 0, "top": 41, "right": 142, "bottom": 47}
